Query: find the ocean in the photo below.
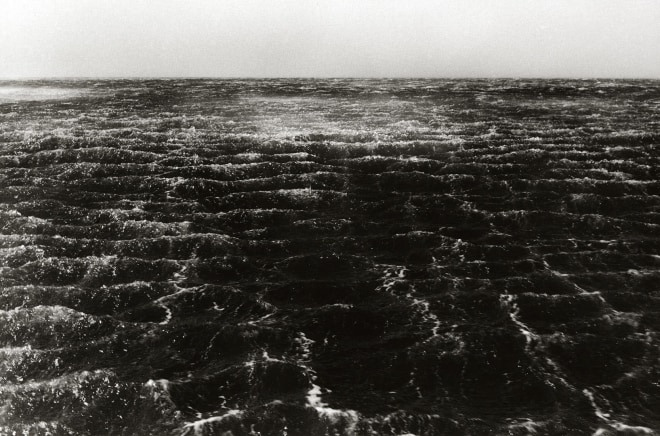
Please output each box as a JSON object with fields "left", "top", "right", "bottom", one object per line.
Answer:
{"left": 0, "top": 79, "right": 658, "bottom": 435}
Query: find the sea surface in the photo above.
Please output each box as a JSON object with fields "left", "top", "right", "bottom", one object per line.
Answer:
{"left": 0, "top": 79, "right": 659, "bottom": 435}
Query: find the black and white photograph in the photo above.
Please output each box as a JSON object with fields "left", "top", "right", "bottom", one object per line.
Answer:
{"left": 1, "top": 1, "right": 659, "bottom": 434}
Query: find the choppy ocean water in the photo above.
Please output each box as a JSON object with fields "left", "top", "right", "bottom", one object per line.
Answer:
{"left": 0, "top": 79, "right": 659, "bottom": 435}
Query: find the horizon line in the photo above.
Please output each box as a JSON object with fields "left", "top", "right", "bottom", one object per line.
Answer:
{"left": 1, "top": 75, "right": 660, "bottom": 81}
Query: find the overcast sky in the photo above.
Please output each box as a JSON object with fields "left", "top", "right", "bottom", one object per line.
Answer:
{"left": 1, "top": 0, "right": 659, "bottom": 78}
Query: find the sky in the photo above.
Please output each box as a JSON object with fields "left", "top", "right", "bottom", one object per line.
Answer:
{"left": 1, "top": 0, "right": 659, "bottom": 78}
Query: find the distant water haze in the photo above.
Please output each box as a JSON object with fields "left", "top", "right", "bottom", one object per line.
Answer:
{"left": 1, "top": 0, "right": 659, "bottom": 78}
{"left": 0, "top": 85, "right": 88, "bottom": 102}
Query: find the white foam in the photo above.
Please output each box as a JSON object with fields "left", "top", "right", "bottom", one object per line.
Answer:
{"left": 0, "top": 345, "right": 33, "bottom": 354}
{"left": 181, "top": 409, "right": 243, "bottom": 436}
{"left": 297, "top": 333, "right": 327, "bottom": 409}
{"left": 0, "top": 304, "right": 96, "bottom": 323}
{"left": 314, "top": 406, "right": 359, "bottom": 432}
{"left": 158, "top": 303, "right": 173, "bottom": 325}
{"left": 307, "top": 382, "right": 328, "bottom": 408}
{"left": 0, "top": 369, "right": 115, "bottom": 394}
{"left": 246, "top": 312, "right": 275, "bottom": 326}
{"left": 585, "top": 389, "right": 654, "bottom": 435}
{"left": 376, "top": 265, "right": 442, "bottom": 339}
{"left": 261, "top": 351, "right": 282, "bottom": 363}
{"left": 144, "top": 378, "right": 171, "bottom": 401}
{"left": 583, "top": 389, "right": 610, "bottom": 422}
{"left": 376, "top": 264, "right": 407, "bottom": 294}
{"left": 507, "top": 418, "right": 543, "bottom": 434}
{"left": 593, "top": 423, "right": 655, "bottom": 435}
{"left": 296, "top": 332, "right": 314, "bottom": 362}
{"left": 500, "top": 294, "right": 538, "bottom": 346}
{"left": 408, "top": 291, "right": 442, "bottom": 339}
{"left": 609, "top": 422, "right": 654, "bottom": 434}
{"left": 155, "top": 284, "right": 203, "bottom": 324}
{"left": 293, "top": 331, "right": 361, "bottom": 428}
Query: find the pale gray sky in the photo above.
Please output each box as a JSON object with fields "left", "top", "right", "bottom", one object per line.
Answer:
{"left": 1, "top": 0, "right": 659, "bottom": 78}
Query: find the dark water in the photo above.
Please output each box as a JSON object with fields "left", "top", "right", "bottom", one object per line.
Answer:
{"left": 0, "top": 79, "right": 659, "bottom": 435}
